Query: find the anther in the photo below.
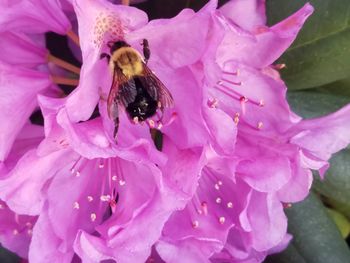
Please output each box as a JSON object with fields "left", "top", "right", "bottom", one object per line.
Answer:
{"left": 207, "top": 98, "right": 218, "bottom": 108}
{"left": 112, "top": 175, "right": 117, "bottom": 181}
{"left": 227, "top": 202, "right": 233, "bottom": 208}
{"left": 259, "top": 100, "right": 265, "bottom": 107}
{"left": 219, "top": 217, "right": 226, "bottom": 224}
{"left": 27, "top": 229, "right": 33, "bottom": 236}
{"left": 100, "top": 195, "right": 111, "bottom": 202}
{"left": 90, "top": 213, "right": 97, "bottom": 222}
{"left": 13, "top": 229, "right": 19, "bottom": 235}
{"left": 87, "top": 196, "right": 94, "bottom": 202}
{"left": 201, "top": 201, "right": 208, "bottom": 215}
{"left": 214, "top": 184, "right": 220, "bottom": 190}
{"left": 283, "top": 203, "right": 292, "bottom": 209}
{"left": 192, "top": 220, "right": 199, "bottom": 228}
{"left": 216, "top": 197, "right": 222, "bottom": 204}
{"left": 73, "top": 202, "right": 80, "bottom": 209}
{"left": 234, "top": 113, "right": 240, "bottom": 125}
{"left": 26, "top": 222, "right": 32, "bottom": 227}
{"left": 257, "top": 121, "right": 263, "bottom": 130}
{"left": 75, "top": 171, "right": 81, "bottom": 177}
{"left": 119, "top": 180, "right": 126, "bottom": 186}
{"left": 0, "top": 204, "right": 3, "bottom": 209}
{"left": 133, "top": 117, "right": 139, "bottom": 124}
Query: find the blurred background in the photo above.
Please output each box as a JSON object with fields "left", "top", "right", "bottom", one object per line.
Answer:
{"left": 1, "top": 0, "right": 350, "bottom": 262}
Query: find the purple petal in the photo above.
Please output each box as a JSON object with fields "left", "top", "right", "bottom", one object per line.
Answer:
{"left": 219, "top": 0, "right": 266, "bottom": 31}
{"left": 0, "top": 62, "right": 51, "bottom": 161}
{"left": 0, "top": 0, "right": 71, "bottom": 34}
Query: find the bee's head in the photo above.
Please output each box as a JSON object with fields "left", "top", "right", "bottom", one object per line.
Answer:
{"left": 107, "top": 40, "right": 129, "bottom": 54}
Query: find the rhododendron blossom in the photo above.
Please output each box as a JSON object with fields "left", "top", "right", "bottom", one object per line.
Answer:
{"left": 0, "top": 0, "right": 350, "bottom": 263}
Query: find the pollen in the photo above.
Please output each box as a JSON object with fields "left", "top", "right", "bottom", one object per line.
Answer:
{"left": 93, "top": 12, "right": 125, "bottom": 48}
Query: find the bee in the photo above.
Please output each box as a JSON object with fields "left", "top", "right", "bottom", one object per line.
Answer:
{"left": 100, "top": 39, "right": 174, "bottom": 138}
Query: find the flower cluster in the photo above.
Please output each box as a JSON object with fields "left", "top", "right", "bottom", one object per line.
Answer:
{"left": 1, "top": 0, "right": 350, "bottom": 262}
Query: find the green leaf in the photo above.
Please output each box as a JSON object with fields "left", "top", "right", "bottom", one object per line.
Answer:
{"left": 326, "top": 208, "right": 350, "bottom": 238}
{"left": 0, "top": 246, "right": 19, "bottom": 263}
{"left": 284, "top": 193, "right": 350, "bottom": 263}
{"left": 267, "top": 0, "right": 350, "bottom": 90}
{"left": 287, "top": 90, "right": 350, "bottom": 118}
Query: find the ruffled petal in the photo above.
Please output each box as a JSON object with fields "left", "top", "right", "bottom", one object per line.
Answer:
{"left": 216, "top": 3, "right": 313, "bottom": 68}
{"left": 0, "top": 32, "right": 47, "bottom": 67}
{"left": 219, "top": 0, "right": 266, "bottom": 32}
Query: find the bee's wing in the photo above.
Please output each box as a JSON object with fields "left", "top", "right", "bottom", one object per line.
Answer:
{"left": 107, "top": 68, "right": 136, "bottom": 117}
{"left": 142, "top": 65, "right": 174, "bottom": 108}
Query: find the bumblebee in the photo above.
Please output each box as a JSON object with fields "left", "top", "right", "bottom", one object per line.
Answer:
{"left": 101, "top": 39, "right": 174, "bottom": 138}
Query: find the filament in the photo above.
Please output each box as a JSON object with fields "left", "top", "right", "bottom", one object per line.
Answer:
{"left": 51, "top": 76, "right": 79, "bottom": 86}
{"left": 48, "top": 54, "right": 81, "bottom": 75}
{"left": 67, "top": 30, "right": 80, "bottom": 47}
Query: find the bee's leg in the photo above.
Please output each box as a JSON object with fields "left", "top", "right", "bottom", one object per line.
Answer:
{"left": 141, "top": 39, "right": 150, "bottom": 64}
{"left": 108, "top": 101, "right": 119, "bottom": 141}
{"left": 100, "top": 53, "right": 111, "bottom": 63}
{"left": 113, "top": 116, "right": 120, "bottom": 140}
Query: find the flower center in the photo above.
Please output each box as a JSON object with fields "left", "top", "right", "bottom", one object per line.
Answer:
{"left": 209, "top": 67, "right": 265, "bottom": 131}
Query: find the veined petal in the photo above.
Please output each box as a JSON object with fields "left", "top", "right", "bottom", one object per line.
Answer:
{"left": 0, "top": 62, "right": 51, "bottom": 161}
{"left": 0, "top": 32, "right": 47, "bottom": 67}
{"left": 0, "top": 0, "right": 71, "bottom": 34}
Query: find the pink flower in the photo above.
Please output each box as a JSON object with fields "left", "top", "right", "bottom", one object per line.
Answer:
{"left": 0, "top": 1, "right": 350, "bottom": 263}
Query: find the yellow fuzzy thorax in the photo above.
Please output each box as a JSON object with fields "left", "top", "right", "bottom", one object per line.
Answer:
{"left": 110, "top": 47, "right": 143, "bottom": 79}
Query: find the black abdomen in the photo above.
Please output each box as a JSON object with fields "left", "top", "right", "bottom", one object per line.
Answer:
{"left": 126, "top": 77, "right": 158, "bottom": 121}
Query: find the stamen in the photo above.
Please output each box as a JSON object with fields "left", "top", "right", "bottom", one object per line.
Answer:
{"left": 87, "top": 196, "right": 94, "bottom": 202}
{"left": 215, "top": 197, "right": 222, "bottom": 204}
{"left": 219, "top": 216, "right": 226, "bottom": 224}
{"left": 221, "top": 78, "right": 242, "bottom": 86}
{"left": 222, "top": 70, "right": 239, "bottom": 76}
{"left": 47, "top": 54, "right": 81, "bottom": 75}
{"left": 257, "top": 121, "right": 264, "bottom": 130}
{"left": 121, "top": 0, "right": 130, "bottom": 5}
{"left": 67, "top": 30, "right": 80, "bottom": 47}
{"left": 227, "top": 202, "right": 233, "bottom": 208}
{"left": 52, "top": 76, "right": 79, "bottom": 86}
